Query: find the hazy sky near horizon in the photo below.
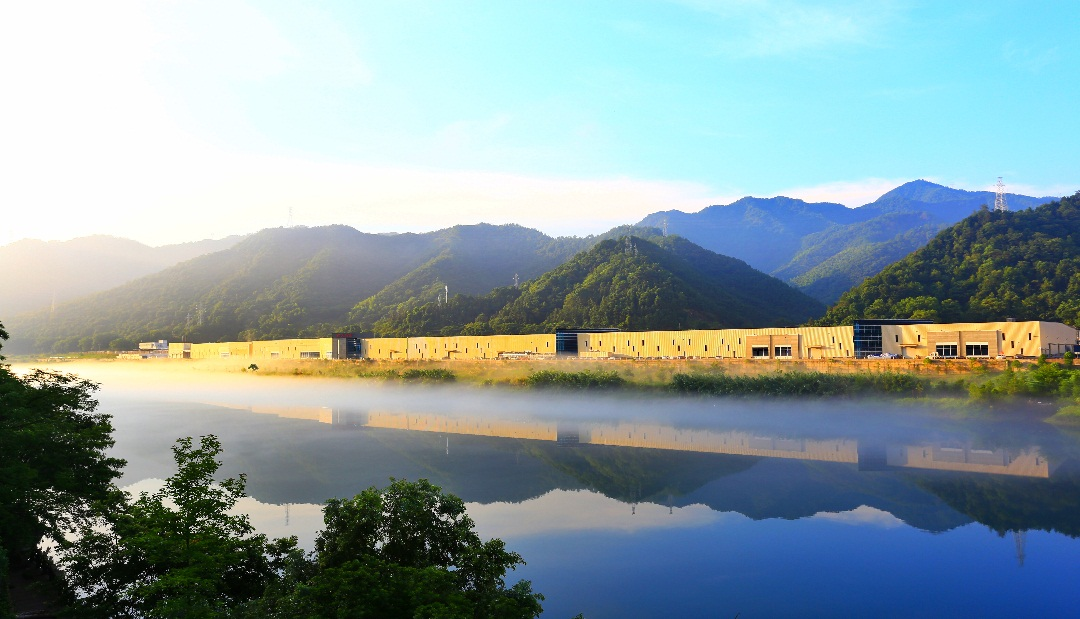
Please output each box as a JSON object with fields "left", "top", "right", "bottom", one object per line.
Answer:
{"left": 2, "top": 0, "right": 1077, "bottom": 246}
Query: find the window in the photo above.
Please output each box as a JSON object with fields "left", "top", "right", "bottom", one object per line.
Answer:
{"left": 935, "top": 344, "right": 958, "bottom": 357}
{"left": 751, "top": 346, "right": 770, "bottom": 358}
{"left": 1029, "top": 333, "right": 1032, "bottom": 341}
{"left": 917, "top": 334, "right": 921, "bottom": 342}
{"left": 704, "top": 344, "right": 708, "bottom": 352}
{"left": 895, "top": 335, "right": 899, "bottom": 342}
{"left": 300, "top": 351, "right": 320, "bottom": 359}
{"left": 774, "top": 346, "right": 792, "bottom": 358}
{"left": 853, "top": 322, "right": 883, "bottom": 358}
{"left": 965, "top": 344, "right": 989, "bottom": 357}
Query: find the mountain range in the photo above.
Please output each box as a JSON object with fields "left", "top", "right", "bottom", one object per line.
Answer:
{"left": 638, "top": 179, "right": 1056, "bottom": 303}
{"left": 821, "top": 191, "right": 1080, "bottom": 326}
{"left": 1, "top": 180, "right": 1070, "bottom": 353}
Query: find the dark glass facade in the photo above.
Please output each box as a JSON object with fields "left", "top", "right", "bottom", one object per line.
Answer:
{"left": 852, "top": 319, "right": 934, "bottom": 358}
{"left": 853, "top": 322, "right": 883, "bottom": 358}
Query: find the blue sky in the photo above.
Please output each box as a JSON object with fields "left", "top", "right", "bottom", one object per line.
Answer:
{"left": 1, "top": 0, "right": 1076, "bottom": 245}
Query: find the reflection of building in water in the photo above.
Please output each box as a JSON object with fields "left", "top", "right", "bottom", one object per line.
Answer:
{"left": 219, "top": 403, "right": 1053, "bottom": 478}
{"left": 582, "top": 422, "right": 858, "bottom": 463}
{"left": 885, "top": 444, "right": 1052, "bottom": 478}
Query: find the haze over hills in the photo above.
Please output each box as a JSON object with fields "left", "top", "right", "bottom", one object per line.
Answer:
{"left": 4, "top": 224, "right": 594, "bottom": 353}
{"left": 5, "top": 225, "right": 822, "bottom": 353}
{"left": 3, "top": 180, "right": 1072, "bottom": 353}
{"left": 821, "top": 192, "right": 1080, "bottom": 326}
{"left": 0, "top": 234, "right": 245, "bottom": 316}
{"left": 638, "top": 180, "right": 1059, "bottom": 304}
{"left": 363, "top": 234, "right": 824, "bottom": 337}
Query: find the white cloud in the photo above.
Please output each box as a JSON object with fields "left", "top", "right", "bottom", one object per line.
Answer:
{"left": 773, "top": 177, "right": 908, "bottom": 206}
{"left": 673, "top": 0, "right": 901, "bottom": 58}
{"left": 1002, "top": 41, "right": 1061, "bottom": 74}
{"left": 811, "top": 505, "right": 905, "bottom": 528}
{"left": 1, "top": 132, "right": 724, "bottom": 245}
{"left": 468, "top": 489, "right": 725, "bottom": 538}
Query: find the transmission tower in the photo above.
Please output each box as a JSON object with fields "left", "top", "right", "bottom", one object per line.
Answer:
{"left": 662, "top": 217, "right": 669, "bottom": 237}
{"left": 994, "top": 177, "right": 1008, "bottom": 212}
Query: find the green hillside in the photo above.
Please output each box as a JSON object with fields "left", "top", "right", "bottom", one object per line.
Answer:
{"left": 365, "top": 235, "right": 825, "bottom": 336}
{"left": 821, "top": 192, "right": 1080, "bottom": 325}
{"left": 5, "top": 224, "right": 586, "bottom": 353}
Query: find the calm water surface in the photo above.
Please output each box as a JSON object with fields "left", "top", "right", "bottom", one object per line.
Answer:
{"left": 21, "top": 362, "right": 1080, "bottom": 618}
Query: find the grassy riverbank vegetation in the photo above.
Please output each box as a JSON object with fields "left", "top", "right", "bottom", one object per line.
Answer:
{"left": 225, "top": 354, "right": 1080, "bottom": 414}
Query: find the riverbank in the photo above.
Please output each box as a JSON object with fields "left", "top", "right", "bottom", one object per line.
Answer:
{"left": 17, "top": 355, "right": 1080, "bottom": 420}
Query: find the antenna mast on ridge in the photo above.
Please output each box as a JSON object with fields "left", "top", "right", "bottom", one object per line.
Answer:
{"left": 994, "top": 177, "right": 1009, "bottom": 212}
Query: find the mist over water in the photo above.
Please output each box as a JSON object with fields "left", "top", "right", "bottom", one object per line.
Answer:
{"left": 14, "top": 361, "right": 1080, "bottom": 618}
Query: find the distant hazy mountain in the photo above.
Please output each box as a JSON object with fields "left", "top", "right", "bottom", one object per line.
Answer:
{"left": 7, "top": 225, "right": 823, "bottom": 353}
{"left": 0, "top": 234, "right": 244, "bottom": 316}
{"left": 821, "top": 192, "right": 1080, "bottom": 325}
{"left": 638, "top": 180, "right": 1059, "bottom": 303}
{"left": 5, "top": 224, "right": 593, "bottom": 353}
{"left": 366, "top": 234, "right": 826, "bottom": 337}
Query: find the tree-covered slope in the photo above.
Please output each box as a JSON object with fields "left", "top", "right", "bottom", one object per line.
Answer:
{"left": 6, "top": 226, "right": 440, "bottom": 352}
{"left": 776, "top": 213, "right": 944, "bottom": 303}
{"left": 5, "top": 224, "right": 605, "bottom": 352}
{"left": 366, "top": 235, "right": 826, "bottom": 336}
{"left": 346, "top": 225, "right": 591, "bottom": 334}
{"left": 821, "top": 192, "right": 1080, "bottom": 325}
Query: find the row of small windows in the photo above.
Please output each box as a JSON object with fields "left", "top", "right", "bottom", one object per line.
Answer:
{"left": 751, "top": 346, "right": 793, "bottom": 359}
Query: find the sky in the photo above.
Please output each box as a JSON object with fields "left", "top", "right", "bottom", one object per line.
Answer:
{"left": 1, "top": 0, "right": 1077, "bottom": 246}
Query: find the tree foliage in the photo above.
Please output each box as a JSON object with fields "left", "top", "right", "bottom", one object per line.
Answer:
{"left": 0, "top": 325, "right": 123, "bottom": 556}
{"left": 369, "top": 235, "right": 825, "bottom": 337}
{"left": 246, "top": 478, "right": 543, "bottom": 619}
{"left": 822, "top": 192, "right": 1080, "bottom": 325}
{"left": 60, "top": 436, "right": 280, "bottom": 618}
{"left": 57, "top": 433, "right": 542, "bottom": 619}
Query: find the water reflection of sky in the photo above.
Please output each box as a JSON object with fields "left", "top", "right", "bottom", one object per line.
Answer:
{"left": 18, "top": 362, "right": 1080, "bottom": 618}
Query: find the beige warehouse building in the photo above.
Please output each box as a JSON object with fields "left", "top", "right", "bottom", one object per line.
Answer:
{"left": 168, "top": 320, "right": 1077, "bottom": 362}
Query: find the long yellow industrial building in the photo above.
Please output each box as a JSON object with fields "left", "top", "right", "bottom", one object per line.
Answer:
{"left": 167, "top": 319, "right": 1078, "bottom": 362}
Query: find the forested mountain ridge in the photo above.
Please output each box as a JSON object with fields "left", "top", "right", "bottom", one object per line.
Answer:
{"left": 639, "top": 180, "right": 1058, "bottom": 303}
{"left": 820, "top": 192, "right": 1080, "bottom": 325}
{"left": 363, "top": 234, "right": 826, "bottom": 337}
{"left": 0, "top": 234, "right": 245, "bottom": 316}
{"left": 345, "top": 225, "right": 592, "bottom": 334}
{"left": 5, "top": 224, "right": 588, "bottom": 353}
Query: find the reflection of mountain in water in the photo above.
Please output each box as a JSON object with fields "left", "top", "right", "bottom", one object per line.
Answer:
{"left": 916, "top": 459, "right": 1080, "bottom": 537}
{"left": 152, "top": 401, "right": 1080, "bottom": 537}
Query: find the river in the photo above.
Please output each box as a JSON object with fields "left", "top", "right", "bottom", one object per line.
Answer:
{"left": 18, "top": 361, "right": 1080, "bottom": 618}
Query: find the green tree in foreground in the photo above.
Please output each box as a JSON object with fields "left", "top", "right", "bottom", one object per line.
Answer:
{"left": 244, "top": 478, "right": 544, "bottom": 619}
{"left": 0, "top": 319, "right": 123, "bottom": 618}
{"left": 60, "top": 435, "right": 280, "bottom": 617}
{"left": 60, "top": 434, "right": 543, "bottom": 618}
